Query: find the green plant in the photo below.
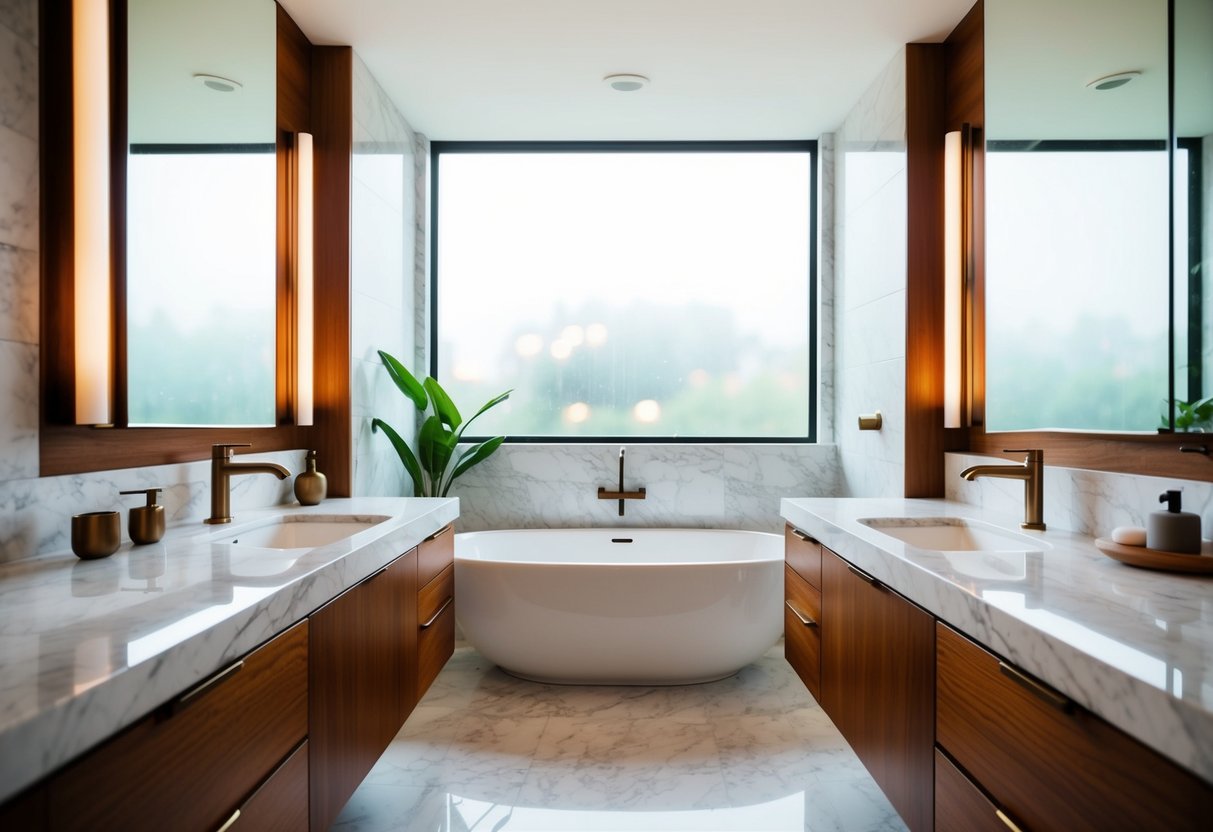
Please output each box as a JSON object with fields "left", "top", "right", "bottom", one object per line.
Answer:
{"left": 1161, "top": 395, "right": 1213, "bottom": 432}
{"left": 371, "top": 350, "right": 511, "bottom": 497}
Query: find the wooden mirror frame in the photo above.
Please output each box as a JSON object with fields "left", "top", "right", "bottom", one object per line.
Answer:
{"left": 37, "top": 2, "right": 354, "bottom": 483}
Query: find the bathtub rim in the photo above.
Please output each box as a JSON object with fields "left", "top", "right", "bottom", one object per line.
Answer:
{"left": 454, "top": 527, "right": 783, "bottom": 567}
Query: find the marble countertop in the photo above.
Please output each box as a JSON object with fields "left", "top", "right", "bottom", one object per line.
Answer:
{"left": 0, "top": 497, "right": 459, "bottom": 803}
{"left": 780, "top": 497, "right": 1213, "bottom": 784}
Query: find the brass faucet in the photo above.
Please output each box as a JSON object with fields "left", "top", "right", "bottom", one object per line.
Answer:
{"left": 597, "top": 446, "right": 646, "bottom": 517}
{"left": 960, "top": 449, "right": 1046, "bottom": 531}
{"left": 205, "top": 443, "right": 291, "bottom": 525}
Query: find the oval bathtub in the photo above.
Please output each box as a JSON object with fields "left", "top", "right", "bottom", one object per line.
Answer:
{"left": 454, "top": 529, "right": 782, "bottom": 685}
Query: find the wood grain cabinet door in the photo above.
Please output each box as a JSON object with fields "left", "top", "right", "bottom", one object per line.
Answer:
{"left": 309, "top": 553, "right": 415, "bottom": 831}
{"left": 821, "top": 549, "right": 935, "bottom": 832}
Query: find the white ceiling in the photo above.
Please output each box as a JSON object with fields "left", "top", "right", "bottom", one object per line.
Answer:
{"left": 276, "top": 0, "right": 977, "bottom": 141}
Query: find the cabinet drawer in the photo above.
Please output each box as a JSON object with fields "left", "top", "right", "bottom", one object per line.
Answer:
{"left": 418, "top": 524, "right": 454, "bottom": 588}
{"left": 48, "top": 621, "right": 309, "bottom": 832}
{"left": 783, "top": 563, "right": 822, "bottom": 701}
{"left": 937, "top": 622, "right": 1213, "bottom": 831}
{"left": 227, "top": 740, "right": 309, "bottom": 832}
{"left": 934, "top": 749, "right": 1013, "bottom": 832}
{"left": 784, "top": 524, "right": 821, "bottom": 588}
{"left": 418, "top": 570, "right": 455, "bottom": 701}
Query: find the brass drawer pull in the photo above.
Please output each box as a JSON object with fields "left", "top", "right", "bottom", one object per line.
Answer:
{"left": 170, "top": 659, "right": 245, "bottom": 716}
{"left": 785, "top": 600, "right": 818, "bottom": 627}
{"left": 216, "top": 808, "right": 241, "bottom": 832}
{"left": 998, "top": 661, "right": 1073, "bottom": 713}
{"left": 426, "top": 525, "right": 452, "bottom": 542}
{"left": 421, "top": 596, "right": 453, "bottom": 629}
{"left": 995, "top": 808, "right": 1025, "bottom": 832}
{"left": 847, "top": 563, "right": 880, "bottom": 588}
{"left": 790, "top": 528, "right": 815, "bottom": 543}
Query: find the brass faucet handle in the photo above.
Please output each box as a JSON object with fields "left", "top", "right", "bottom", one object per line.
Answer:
{"left": 1003, "top": 448, "right": 1043, "bottom": 462}
{"left": 212, "top": 442, "right": 252, "bottom": 459}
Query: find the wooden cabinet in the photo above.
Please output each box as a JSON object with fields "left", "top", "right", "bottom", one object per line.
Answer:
{"left": 933, "top": 749, "right": 1007, "bottom": 832}
{"left": 821, "top": 549, "right": 935, "bottom": 832}
{"left": 46, "top": 621, "right": 309, "bottom": 832}
{"left": 228, "top": 740, "right": 309, "bottom": 832}
{"left": 309, "top": 551, "right": 417, "bottom": 831}
{"left": 936, "top": 622, "right": 1213, "bottom": 831}
{"left": 784, "top": 524, "right": 822, "bottom": 588}
{"left": 416, "top": 525, "right": 455, "bottom": 702}
{"left": 783, "top": 563, "right": 822, "bottom": 700}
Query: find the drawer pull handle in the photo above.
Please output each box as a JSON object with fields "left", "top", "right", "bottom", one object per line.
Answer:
{"left": 421, "top": 596, "right": 453, "bottom": 629}
{"left": 791, "top": 529, "right": 815, "bottom": 543}
{"left": 846, "top": 563, "right": 880, "bottom": 588}
{"left": 785, "top": 601, "right": 818, "bottom": 627}
{"left": 995, "top": 809, "right": 1024, "bottom": 832}
{"left": 998, "top": 661, "right": 1072, "bottom": 713}
{"left": 426, "top": 525, "right": 452, "bottom": 542}
{"left": 171, "top": 659, "right": 245, "bottom": 715}
{"left": 216, "top": 809, "right": 241, "bottom": 832}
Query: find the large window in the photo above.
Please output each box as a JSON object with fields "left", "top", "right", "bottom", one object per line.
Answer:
{"left": 432, "top": 142, "right": 817, "bottom": 441}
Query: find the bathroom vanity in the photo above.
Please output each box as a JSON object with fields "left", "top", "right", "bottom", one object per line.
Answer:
{"left": 782, "top": 498, "right": 1213, "bottom": 832}
{"left": 0, "top": 498, "right": 457, "bottom": 831}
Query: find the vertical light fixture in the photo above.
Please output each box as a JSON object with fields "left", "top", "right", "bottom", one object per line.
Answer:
{"left": 295, "top": 132, "right": 315, "bottom": 426}
{"left": 73, "top": 0, "right": 112, "bottom": 425}
{"left": 943, "top": 125, "right": 971, "bottom": 428}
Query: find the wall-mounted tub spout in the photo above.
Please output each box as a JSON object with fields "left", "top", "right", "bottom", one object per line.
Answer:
{"left": 597, "top": 446, "right": 646, "bottom": 516}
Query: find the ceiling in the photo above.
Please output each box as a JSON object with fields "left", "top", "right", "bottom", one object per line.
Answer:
{"left": 277, "top": 0, "right": 977, "bottom": 141}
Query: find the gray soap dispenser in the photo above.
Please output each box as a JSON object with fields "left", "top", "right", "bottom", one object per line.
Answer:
{"left": 1146, "top": 490, "right": 1202, "bottom": 554}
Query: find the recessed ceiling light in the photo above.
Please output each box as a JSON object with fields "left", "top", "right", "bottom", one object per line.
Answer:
{"left": 604, "top": 73, "right": 649, "bottom": 92}
{"left": 194, "top": 73, "right": 242, "bottom": 93}
{"left": 1086, "top": 71, "right": 1140, "bottom": 91}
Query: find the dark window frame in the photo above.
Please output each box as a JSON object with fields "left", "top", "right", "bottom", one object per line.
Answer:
{"left": 429, "top": 140, "right": 819, "bottom": 444}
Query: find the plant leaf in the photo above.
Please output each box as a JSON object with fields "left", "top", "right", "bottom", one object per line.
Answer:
{"left": 371, "top": 418, "right": 427, "bottom": 496}
{"left": 457, "top": 390, "right": 513, "bottom": 439}
{"left": 423, "top": 377, "right": 462, "bottom": 430}
{"left": 378, "top": 350, "right": 427, "bottom": 411}
{"left": 418, "top": 415, "right": 457, "bottom": 481}
{"left": 445, "top": 436, "right": 505, "bottom": 495}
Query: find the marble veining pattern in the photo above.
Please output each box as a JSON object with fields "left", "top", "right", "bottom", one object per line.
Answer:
{"left": 0, "top": 497, "right": 458, "bottom": 803}
{"left": 0, "top": 338, "right": 35, "bottom": 481}
{"left": 0, "top": 15, "right": 36, "bottom": 140}
{"left": 946, "top": 451, "right": 1213, "bottom": 538}
{"left": 334, "top": 645, "right": 905, "bottom": 831}
{"left": 0, "top": 123, "right": 36, "bottom": 252}
{"left": 781, "top": 496, "right": 1213, "bottom": 782}
{"left": 0, "top": 450, "right": 307, "bottom": 564}
{"left": 453, "top": 443, "right": 841, "bottom": 534}
{"left": 0, "top": 0, "right": 36, "bottom": 47}
{"left": 817, "top": 133, "right": 836, "bottom": 446}
{"left": 0, "top": 242, "right": 36, "bottom": 344}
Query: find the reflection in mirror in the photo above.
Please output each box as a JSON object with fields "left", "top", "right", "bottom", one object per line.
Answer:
{"left": 1173, "top": 0, "right": 1213, "bottom": 427}
{"left": 126, "top": 0, "right": 276, "bottom": 426}
{"left": 984, "top": 0, "right": 1169, "bottom": 432}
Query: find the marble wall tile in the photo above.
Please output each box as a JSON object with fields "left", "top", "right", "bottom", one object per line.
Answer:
{"left": 818, "top": 133, "right": 836, "bottom": 446}
{"left": 946, "top": 451, "right": 1213, "bottom": 538}
{"left": 0, "top": 450, "right": 306, "bottom": 564}
{"left": 350, "top": 54, "right": 421, "bottom": 497}
{"left": 0, "top": 16, "right": 35, "bottom": 141}
{"left": 0, "top": 124, "right": 36, "bottom": 251}
{"left": 413, "top": 133, "right": 430, "bottom": 373}
{"left": 0, "top": 339, "right": 35, "bottom": 480}
{"left": 0, "top": 0, "right": 36, "bottom": 46}
{"left": 452, "top": 444, "right": 841, "bottom": 534}
{"left": 0, "top": 243, "right": 35, "bottom": 343}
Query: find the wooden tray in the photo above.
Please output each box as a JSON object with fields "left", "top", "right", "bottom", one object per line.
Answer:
{"left": 1094, "top": 538, "right": 1213, "bottom": 574}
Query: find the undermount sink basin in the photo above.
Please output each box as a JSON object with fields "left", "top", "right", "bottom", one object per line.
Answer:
{"left": 859, "top": 517, "right": 1050, "bottom": 553}
{"left": 212, "top": 515, "right": 389, "bottom": 550}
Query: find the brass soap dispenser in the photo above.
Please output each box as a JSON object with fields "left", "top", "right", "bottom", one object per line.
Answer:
{"left": 295, "top": 450, "right": 327, "bottom": 506}
{"left": 119, "top": 487, "right": 165, "bottom": 545}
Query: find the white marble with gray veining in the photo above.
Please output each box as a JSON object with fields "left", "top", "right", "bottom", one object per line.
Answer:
{"left": 781, "top": 496, "right": 1213, "bottom": 784}
{"left": 453, "top": 443, "right": 841, "bottom": 534}
{"left": 334, "top": 643, "right": 905, "bottom": 831}
{"left": 0, "top": 496, "right": 458, "bottom": 803}
{"left": 817, "top": 133, "right": 836, "bottom": 447}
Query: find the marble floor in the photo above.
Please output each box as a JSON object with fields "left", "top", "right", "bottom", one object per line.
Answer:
{"left": 333, "top": 643, "right": 905, "bottom": 831}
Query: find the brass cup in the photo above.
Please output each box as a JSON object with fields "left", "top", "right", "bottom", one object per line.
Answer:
{"left": 71, "top": 511, "right": 122, "bottom": 559}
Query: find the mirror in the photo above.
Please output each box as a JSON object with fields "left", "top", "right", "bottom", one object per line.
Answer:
{"left": 125, "top": 0, "right": 277, "bottom": 426}
{"left": 1173, "top": 0, "right": 1213, "bottom": 426}
{"left": 984, "top": 0, "right": 1171, "bottom": 432}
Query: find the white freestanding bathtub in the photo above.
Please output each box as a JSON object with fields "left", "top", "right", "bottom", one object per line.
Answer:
{"left": 454, "top": 529, "right": 783, "bottom": 685}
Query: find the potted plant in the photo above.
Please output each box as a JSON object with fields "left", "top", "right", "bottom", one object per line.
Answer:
{"left": 371, "top": 350, "right": 511, "bottom": 497}
{"left": 1160, "top": 396, "right": 1213, "bottom": 433}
